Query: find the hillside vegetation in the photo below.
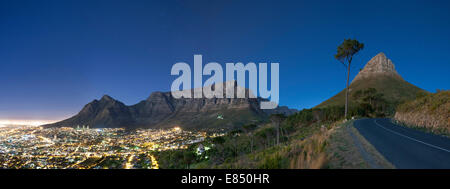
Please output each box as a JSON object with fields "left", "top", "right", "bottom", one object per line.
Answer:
{"left": 317, "top": 75, "right": 424, "bottom": 116}
{"left": 152, "top": 53, "right": 426, "bottom": 169}
{"left": 394, "top": 90, "right": 450, "bottom": 136}
{"left": 154, "top": 105, "right": 390, "bottom": 169}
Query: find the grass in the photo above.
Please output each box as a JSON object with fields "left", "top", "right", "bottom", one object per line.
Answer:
{"left": 316, "top": 75, "right": 424, "bottom": 111}
{"left": 210, "top": 121, "right": 337, "bottom": 169}
{"left": 394, "top": 90, "right": 449, "bottom": 136}
{"left": 289, "top": 129, "right": 329, "bottom": 169}
{"left": 326, "top": 120, "right": 394, "bottom": 169}
{"left": 157, "top": 106, "right": 398, "bottom": 169}
{"left": 171, "top": 119, "right": 395, "bottom": 169}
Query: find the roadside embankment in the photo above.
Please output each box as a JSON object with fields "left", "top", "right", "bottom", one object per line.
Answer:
{"left": 394, "top": 90, "right": 449, "bottom": 136}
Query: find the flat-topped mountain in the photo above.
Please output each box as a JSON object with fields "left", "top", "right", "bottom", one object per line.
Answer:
{"left": 44, "top": 82, "right": 297, "bottom": 129}
{"left": 317, "top": 52, "right": 424, "bottom": 111}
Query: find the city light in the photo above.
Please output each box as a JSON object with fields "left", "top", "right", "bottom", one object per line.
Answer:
{"left": 0, "top": 119, "right": 56, "bottom": 127}
{"left": 0, "top": 125, "right": 222, "bottom": 169}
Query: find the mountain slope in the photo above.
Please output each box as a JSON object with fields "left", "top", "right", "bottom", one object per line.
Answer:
{"left": 44, "top": 82, "right": 296, "bottom": 129}
{"left": 394, "top": 90, "right": 450, "bottom": 135}
{"left": 47, "top": 95, "right": 135, "bottom": 128}
{"left": 316, "top": 52, "right": 424, "bottom": 110}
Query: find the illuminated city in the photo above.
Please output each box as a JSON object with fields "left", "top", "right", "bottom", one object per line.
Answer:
{"left": 0, "top": 125, "right": 224, "bottom": 169}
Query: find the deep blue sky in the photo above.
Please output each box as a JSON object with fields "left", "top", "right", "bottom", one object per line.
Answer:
{"left": 1, "top": 0, "right": 449, "bottom": 120}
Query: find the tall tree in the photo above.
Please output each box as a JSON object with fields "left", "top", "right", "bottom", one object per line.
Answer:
{"left": 242, "top": 124, "right": 257, "bottom": 153}
{"left": 335, "top": 39, "right": 364, "bottom": 118}
{"left": 270, "top": 114, "right": 285, "bottom": 145}
{"left": 183, "top": 151, "right": 195, "bottom": 169}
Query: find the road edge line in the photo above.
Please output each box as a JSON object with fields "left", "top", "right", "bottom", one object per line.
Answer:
{"left": 374, "top": 119, "right": 450, "bottom": 153}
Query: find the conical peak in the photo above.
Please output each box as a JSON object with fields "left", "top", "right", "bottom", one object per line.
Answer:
{"left": 366, "top": 52, "right": 393, "bottom": 70}
{"left": 352, "top": 52, "right": 402, "bottom": 82}
{"left": 374, "top": 52, "right": 386, "bottom": 58}
{"left": 100, "top": 95, "right": 114, "bottom": 101}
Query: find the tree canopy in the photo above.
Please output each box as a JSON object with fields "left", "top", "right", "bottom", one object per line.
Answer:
{"left": 335, "top": 39, "right": 364, "bottom": 67}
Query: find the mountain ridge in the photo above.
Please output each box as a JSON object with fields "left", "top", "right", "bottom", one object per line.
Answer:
{"left": 44, "top": 82, "right": 297, "bottom": 129}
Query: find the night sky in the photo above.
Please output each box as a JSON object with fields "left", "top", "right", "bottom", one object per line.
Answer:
{"left": 1, "top": 0, "right": 449, "bottom": 121}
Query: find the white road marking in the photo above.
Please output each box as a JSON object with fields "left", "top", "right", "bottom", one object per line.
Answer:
{"left": 373, "top": 119, "right": 450, "bottom": 153}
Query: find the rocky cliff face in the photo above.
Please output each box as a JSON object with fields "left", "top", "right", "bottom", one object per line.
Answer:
{"left": 352, "top": 52, "right": 402, "bottom": 83}
{"left": 45, "top": 82, "right": 296, "bottom": 129}
{"left": 317, "top": 52, "right": 424, "bottom": 109}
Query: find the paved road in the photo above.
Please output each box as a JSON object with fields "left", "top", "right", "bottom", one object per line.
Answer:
{"left": 354, "top": 118, "right": 450, "bottom": 169}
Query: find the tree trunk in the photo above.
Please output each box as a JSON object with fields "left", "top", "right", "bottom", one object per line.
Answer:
{"left": 345, "top": 58, "right": 352, "bottom": 118}
{"left": 250, "top": 136, "right": 253, "bottom": 153}
{"left": 276, "top": 122, "right": 280, "bottom": 145}
{"left": 234, "top": 139, "right": 237, "bottom": 159}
